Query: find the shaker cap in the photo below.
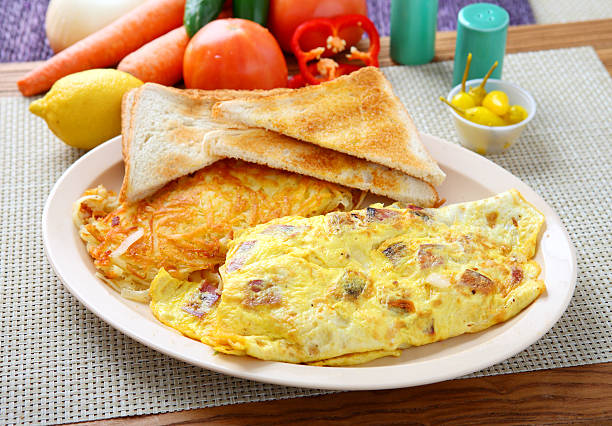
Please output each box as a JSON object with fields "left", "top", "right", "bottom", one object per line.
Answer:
{"left": 458, "top": 3, "right": 509, "bottom": 32}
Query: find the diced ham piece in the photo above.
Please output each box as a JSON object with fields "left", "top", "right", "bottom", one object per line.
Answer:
{"left": 510, "top": 267, "right": 524, "bottom": 286}
{"left": 459, "top": 269, "right": 495, "bottom": 294}
{"left": 366, "top": 207, "right": 400, "bottom": 222}
{"left": 182, "top": 283, "right": 220, "bottom": 318}
{"left": 417, "top": 244, "right": 445, "bottom": 269}
{"left": 388, "top": 299, "right": 415, "bottom": 313}
{"left": 243, "top": 279, "right": 281, "bottom": 307}
{"left": 382, "top": 242, "right": 408, "bottom": 265}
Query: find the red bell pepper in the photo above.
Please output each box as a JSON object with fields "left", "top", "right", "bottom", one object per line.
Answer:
{"left": 289, "top": 14, "right": 380, "bottom": 87}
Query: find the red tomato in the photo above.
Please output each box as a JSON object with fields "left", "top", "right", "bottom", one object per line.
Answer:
{"left": 183, "top": 19, "right": 288, "bottom": 90}
{"left": 268, "top": 0, "right": 368, "bottom": 53}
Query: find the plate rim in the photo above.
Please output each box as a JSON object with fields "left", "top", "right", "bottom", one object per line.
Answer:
{"left": 42, "top": 133, "right": 577, "bottom": 390}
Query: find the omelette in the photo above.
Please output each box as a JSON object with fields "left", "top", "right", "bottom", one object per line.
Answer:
{"left": 150, "top": 189, "right": 546, "bottom": 366}
{"left": 73, "top": 159, "right": 360, "bottom": 302}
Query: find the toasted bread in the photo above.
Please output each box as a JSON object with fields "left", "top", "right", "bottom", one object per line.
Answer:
{"left": 205, "top": 128, "right": 439, "bottom": 207}
{"left": 120, "top": 86, "right": 140, "bottom": 200}
{"left": 211, "top": 67, "right": 446, "bottom": 186}
{"left": 121, "top": 87, "right": 138, "bottom": 153}
{"left": 119, "top": 83, "right": 290, "bottom": 202}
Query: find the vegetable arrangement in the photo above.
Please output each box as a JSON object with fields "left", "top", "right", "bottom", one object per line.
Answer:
{"left": 233, "top": 0, "right": 271, "bottom": 26}
{"left": 18, "top": 0, "right": 185, "bottom": 96}
{"left": 268, "top": 0, "right": 367, "bottom": 52}
{"left": 183, "top": 19, "right": 287, "bottom": 90}
{"left": 21, "top": 0, "right": 376, "bottom": 96}
{"left": 289, "top": 14, "right": 379, "bottom": 87}
{"left": 184, "top": 0, "right": 225, "bottom": 37}
{"left": 24, "top": 0, "right": 379, "bottom": 149}
{"left": 118, "top": 26, "right": 190, "bottom": 86}
{"left": 45, "top": 0, "right": 148, "bottom": 53}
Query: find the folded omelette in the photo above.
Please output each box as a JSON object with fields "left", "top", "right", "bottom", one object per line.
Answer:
{"left": 150, "top": 189, "right": 546, "bottom": 365}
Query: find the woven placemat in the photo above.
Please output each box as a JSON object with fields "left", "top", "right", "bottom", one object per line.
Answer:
{"left": 531, "top": 0, "right": 612, "bottom": 24}
{"left": 1, "top": 46, "right": 611, "bottom": 425}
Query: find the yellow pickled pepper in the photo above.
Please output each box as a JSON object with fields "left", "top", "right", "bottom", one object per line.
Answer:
{"left": 467, "top": 60, "right": 498, "bottom": 105}
{"left": 439, "top": 97, "right": 506, "bottom": 126}
{"left": 504, "top": 104, "right": 528, "bottom": 124}
{"left": 482, "top": 90, "right": 510, "bottom": 116}
{"left": 451, "top": 53, "right": 476, "bottom": 109}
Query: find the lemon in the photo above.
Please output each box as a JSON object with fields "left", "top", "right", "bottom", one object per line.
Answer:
{"left": 29, "top": 69, "right": 142, "bottom": 149}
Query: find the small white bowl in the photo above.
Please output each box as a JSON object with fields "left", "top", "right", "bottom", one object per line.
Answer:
{"left": 446, "top": 78, "right": 536, "bottom": 155}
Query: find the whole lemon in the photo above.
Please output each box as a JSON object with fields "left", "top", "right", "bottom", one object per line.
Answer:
{"left": 29, "top": 69, "right": 142, "bottom": 149}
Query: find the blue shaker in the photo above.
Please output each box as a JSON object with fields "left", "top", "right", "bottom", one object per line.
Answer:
{"left": 452, "top": 3, "right": 509, "bottom": 85}
{"left": 391, "top": 0, "right": 439, "bottom": 65}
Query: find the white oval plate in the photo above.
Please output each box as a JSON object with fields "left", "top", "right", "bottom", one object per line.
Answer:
{"left": 43, "top": 134, "right": 576, "bottom": 391}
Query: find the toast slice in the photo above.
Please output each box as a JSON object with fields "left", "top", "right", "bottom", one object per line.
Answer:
{"left": 212, "top": 67, "right": 446, "bottom": 186}
{"left": 119, "top": 83, "right": 289, "bottom": 202}
{"left": 121, "top": 87, "right": 138, "bottom": 155}
{"left": 120, "top": 86, "right": 140, "bottom": 198}
{"left": 205, "top": 128, "right": 439, "bottom": 207}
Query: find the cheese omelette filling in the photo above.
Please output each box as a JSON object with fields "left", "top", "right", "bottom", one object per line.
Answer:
{"left": 150, "top": 189, "right": 546, "bottom": 365}
{"left": 73, "top": 159, "right": 360, "bottom": 302}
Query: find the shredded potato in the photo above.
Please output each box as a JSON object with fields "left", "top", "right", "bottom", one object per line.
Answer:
{"left": 74, "top": 160, "right": 360, "bottom": 302}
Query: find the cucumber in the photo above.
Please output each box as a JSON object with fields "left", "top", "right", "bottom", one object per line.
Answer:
{"left": 184, "top": 0, "right": 224, "bottom": 38}
{"left": 233, "top": 0, "right": 270, "bottom": 26}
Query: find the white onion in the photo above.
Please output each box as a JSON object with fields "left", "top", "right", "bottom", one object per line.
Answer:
{"left": 120, "top": 287, "right": 150, "bottom": 302}
{"left": 45, "top": 0, "right": 148, "bottom": 53}
{"left": 426, "top": 272, "right": 451, "bottom": 288}
{"left": 110, "top": 228, "right": 144, "bottom": 258}
{"left": 74, "top": 194, "right": 102, "bottom": 204}
{"left": 72, "top": 194, "right": 103, "bottom": 227}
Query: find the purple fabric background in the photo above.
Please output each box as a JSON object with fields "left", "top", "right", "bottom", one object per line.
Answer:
{"left": 0, "top": 0, "right": 534, "bottom": 63}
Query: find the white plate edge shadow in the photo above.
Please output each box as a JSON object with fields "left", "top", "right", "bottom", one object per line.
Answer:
{"left": 42, "top": 133, "right": 577, "bottom": 391}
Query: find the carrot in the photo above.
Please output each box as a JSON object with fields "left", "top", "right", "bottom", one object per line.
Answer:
{"left": 17, "top": 0, "right": 185, "bottom": 96}
{"left": 117, "top": 26, "right": 189, "bottom": 86}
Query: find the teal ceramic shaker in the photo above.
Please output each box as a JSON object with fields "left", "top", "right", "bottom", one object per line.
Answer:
{"left": 391, "top": 0, "right": 439, "bottom": 65}
{"left": 452, "top": 3, "right": 509, "bottom": 85}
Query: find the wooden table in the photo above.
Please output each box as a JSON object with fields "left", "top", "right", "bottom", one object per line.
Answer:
{"left": 2, "top": 19, "right": 611, "bottom": 425}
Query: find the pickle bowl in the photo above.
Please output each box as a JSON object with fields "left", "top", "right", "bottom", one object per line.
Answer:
{"left": 446, "top": 78, "right": 536, "bottom": 155}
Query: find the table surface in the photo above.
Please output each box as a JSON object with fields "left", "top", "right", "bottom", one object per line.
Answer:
{"left": 2, "top": 19, "right": 611, "bottom": 425}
